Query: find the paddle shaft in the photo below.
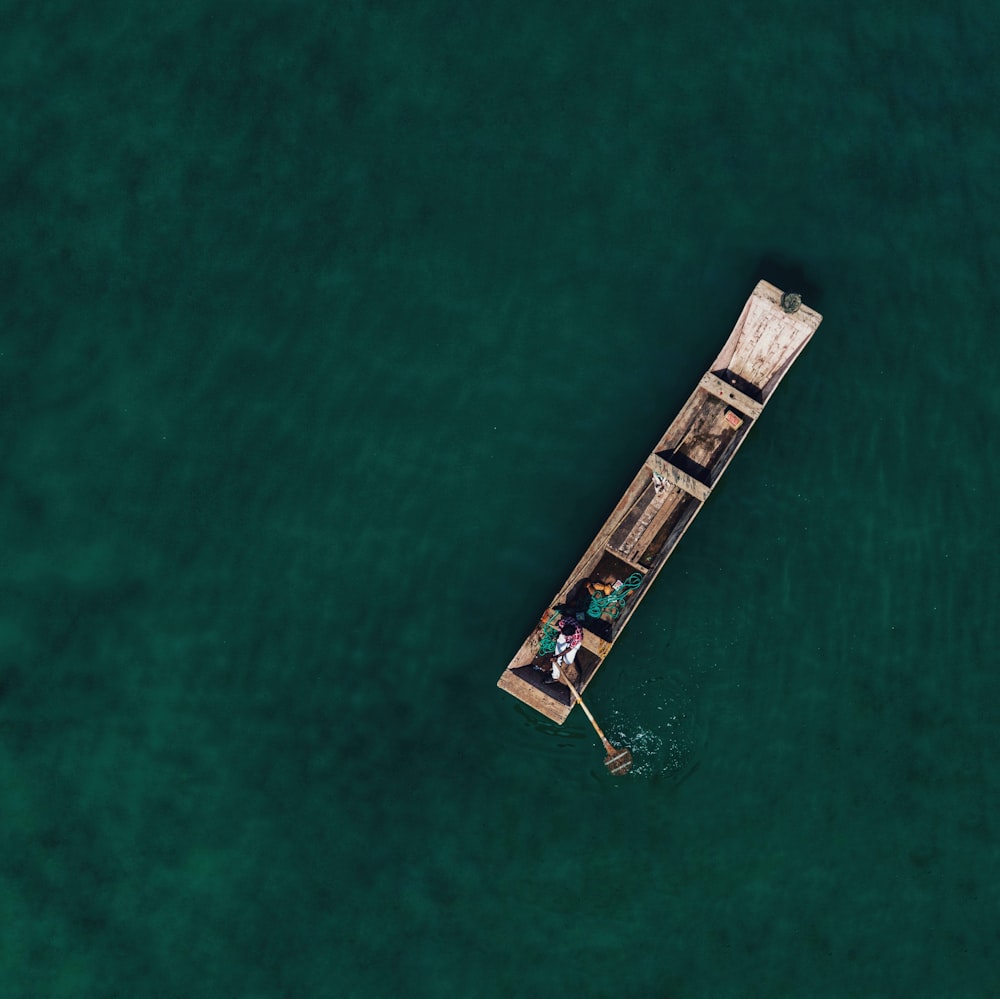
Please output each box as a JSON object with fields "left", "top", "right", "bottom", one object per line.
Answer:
{"left": 562, "top": 677, "right": 616, "bottom": 756}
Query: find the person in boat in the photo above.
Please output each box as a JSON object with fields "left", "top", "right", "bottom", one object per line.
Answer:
{"left": 544, "top": 616, "right": 582, "bottom": 685}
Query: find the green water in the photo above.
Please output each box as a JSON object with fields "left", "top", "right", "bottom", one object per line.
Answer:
{"left": 3, "top": 1, "right": 999, "bottom": 996}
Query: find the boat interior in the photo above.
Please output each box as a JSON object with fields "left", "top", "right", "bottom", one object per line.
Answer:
{"left": 633, "top": 490, "right": 702, "bottom": 571}
{"left": 507, "top": 645, "right": 602, "bottom": 708}
{"left": 656, "top": 384, "right": 753, "bottom": 488}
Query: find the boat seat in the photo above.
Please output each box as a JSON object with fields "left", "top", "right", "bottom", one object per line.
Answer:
{"left": 698, "top": 371, "right": 764, "bottom": 419}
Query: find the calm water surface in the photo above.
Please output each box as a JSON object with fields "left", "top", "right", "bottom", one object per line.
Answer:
{"left": 3, "top": 1, "right": 999, "bottom": 996}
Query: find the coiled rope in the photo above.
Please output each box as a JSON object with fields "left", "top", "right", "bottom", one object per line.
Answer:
{"left": 587, "top": 572, "right": 644, "bottom": 620}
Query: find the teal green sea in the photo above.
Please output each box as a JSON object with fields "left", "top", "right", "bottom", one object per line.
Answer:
{"left": 3, "top": 2, "right": 999, "bottom": 996}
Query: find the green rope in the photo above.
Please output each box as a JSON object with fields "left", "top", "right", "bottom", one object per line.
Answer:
{"left": 538, "top": 611, "right": 563, "bottom": 655}
{"left": 586, "top": 572, "right": 643, "bottom": 620}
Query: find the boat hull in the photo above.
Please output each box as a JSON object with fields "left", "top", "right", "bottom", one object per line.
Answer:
{"left": 498, "top": 280, "right": 823, "bottom": 723}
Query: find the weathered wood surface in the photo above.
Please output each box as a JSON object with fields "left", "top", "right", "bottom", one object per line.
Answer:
{"left": 645, "top": 453, "right": 711, "bottom": 502}
{"left": 498, "top": 280, "right": 823, "bottom": 723}
{"left": 497, "top": 663, "right": 571, "bottom": 724}
{"left": 611, "top": 478, "right": 683, "bottom": 563}
{"left": 711, "top": 281, "right": 822, "bottom": 399}
{"left": 698, "top": 371, "right": 765, "bottom": 418}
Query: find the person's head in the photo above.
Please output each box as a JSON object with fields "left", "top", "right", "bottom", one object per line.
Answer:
{"left": 560, "top": 620, "right": 576, "bottom": 635}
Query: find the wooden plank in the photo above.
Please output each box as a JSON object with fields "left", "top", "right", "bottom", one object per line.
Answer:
{"left": 698, "top": 372, "right": 764, "bottom": 419}
{"left": 711, "top": 281, "right": 822, "bottom": 401}
{"left": 645, "top": 453, "right": 712, "bottom": 502}
{"left": 580, "top": 630, "right": 612, "bottom": 656}
{"left": 627, "top": 483, "right": 686, "bottom": 560}
{"left": 497, "top": 669, "right": 571, "bottom": 724}
{"left": 612, "top": 481, "right": 670, "bottom": 560}
{"left": 605, "top": 547, "right": 648, "bottom": 573}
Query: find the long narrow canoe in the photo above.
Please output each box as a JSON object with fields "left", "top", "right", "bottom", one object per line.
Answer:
{"left": 498, "top": 280, "right": 823, "bottom": 723}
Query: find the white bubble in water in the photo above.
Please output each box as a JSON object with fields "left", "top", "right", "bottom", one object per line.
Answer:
{"left": 604, "top": 670, "right": 706, "bottom": 781}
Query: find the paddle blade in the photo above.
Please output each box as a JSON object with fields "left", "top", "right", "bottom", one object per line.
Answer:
{"left": 604, "top": 747, "right": 633, "bottom": 776}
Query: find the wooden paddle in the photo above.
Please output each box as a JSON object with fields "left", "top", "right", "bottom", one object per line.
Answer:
{"left": 562, "top": 676, "right": 633, "bottom": 775}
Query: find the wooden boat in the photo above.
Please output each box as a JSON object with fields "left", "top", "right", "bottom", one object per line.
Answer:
{"left": 498, "top": 280, "right": 823, "bottom": 723}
